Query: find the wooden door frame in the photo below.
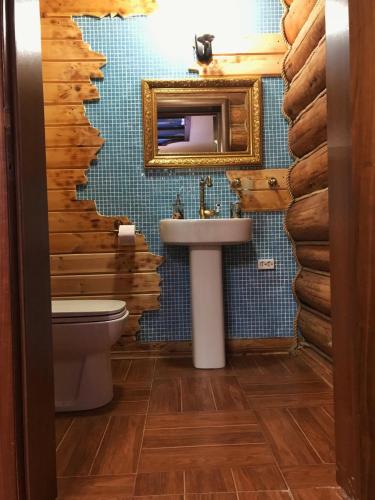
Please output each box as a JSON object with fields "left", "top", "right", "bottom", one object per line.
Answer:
{"left": 0, "top": 0, "right": 56, "bottom": 499}
{"left": 327, "top": 0, "right": 375, "bottom": 498}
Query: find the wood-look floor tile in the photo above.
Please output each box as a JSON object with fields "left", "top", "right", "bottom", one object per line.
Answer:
{"left": 229, "top": 356, "right": 265, "bottom": 377}
{"left": 155, "top": 358, "right": 233, "bottom": 379}
{"left": 96, "top": 400, "right": 148, "bottom": 416}
{"left": 111, "top": 359, "right": 131, "bottom": 382}
{"left": 210, "top": 376, "right": 248, "bottom": 410}
{"left": 253, "top": 355, "right": 292, "bottom": 378}
{"left": 126, "top": 359, "right": 155, "bottom": 384}
{"left": 138, "top": 443, "right": 275, "bottom": 472}
{"left": 56, "top": 416, "right": 109, "bottom": 476}
{"left": 134, "top": 471, "right": 184, "bottom": 496}
{"left": 113, "top": 384, "right": 151, "bottom": 401}
{"left": 256, "top": 408, "right": 321, "bottom": 466}
{"left": 232, "top": 464, "right": 287, "bottom": 492}
{"left": 55, "top": 416, "right": 74, "bottom": 448}
{"left": 185, "top": 468, "right": 235, "bottom": 493}
{"left": 292, "top": 487, "right": 345, "bottom": 499}
{"left": 288, "top": 408, "right": 335, "bottom": 463}
{"left": 238, "top": 492, "right": 291, "bottom": 499}
{"left": 322, "top": 405, "right": 335, "bottom": 419}
{"left": 278, "top": 355, "right": 321, "bottom": 381}
{"left": 185, "top": 494, "right": 237, "bottom": 500}
{"left": 240, "top": 381, "right": 330, "bottom": 397}
{"left": 58, "top": 474, "right": 135, "bottom": 496}
{"left": 181, "top": 377, "right": 216, "bottom": 412}
{"left": 91, "top": 415, "right": 145, "bottom": 475}
{"left": 248, "top": 393, "right": 333, "bottom": 410}
{"left": 146, "top": 410, "right": 258, "bottom": 429}
{"left": 143, "top": 425, "right": 264, "bottom": 448}
{"left": 299, "top": 351, "right": 334, "bottom": 389}
{"left": 134, "top": 496, "right": 184, "bottom": 500}
{"left": 149, "top": 379, "right": 181, "bottom": 414}
{"left": 281, "top": 464, "right": 337, "bottom": 489}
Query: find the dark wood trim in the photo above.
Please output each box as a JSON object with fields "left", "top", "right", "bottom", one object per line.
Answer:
{"left": 327, "top": 0, "right": 375, "bottom": 497}
{"left": 1, "top": 0, "right": 57, "bottom": 498}
{"left": 112, "top": 338, "right": 297, "bottom": 359}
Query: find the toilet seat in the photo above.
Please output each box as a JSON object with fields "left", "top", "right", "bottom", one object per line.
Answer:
{"left": 52, "top": 299, "right": 127, "bottom": 324}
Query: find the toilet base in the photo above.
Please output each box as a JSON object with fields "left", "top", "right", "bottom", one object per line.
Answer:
{"left": 54, "top": 350, "right": 113, "bottom": 412}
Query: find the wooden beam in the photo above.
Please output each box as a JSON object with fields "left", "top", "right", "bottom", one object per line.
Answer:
{"left": 299, "top": 306, "right": 332, "bottom": 356}
{"left": 284, "top": 0, "right": 325, "bottom": 82}
{"left": 289, "top": 92, "right": 327, "bottom": 159}
{"left": 40, "top": 0, "right": 157, "bottom": 18}
{"left": 213, "top": 33, "right": 287, "bottom": 55}
{"left": 199, "top": 54, "right": 284, "bottom": 77}
{"left": 296, "top": 243, "right": 330, "bottom": 272}
{"left": 289, "top": 143, "right": 328, "bottom": 198}
{"left": 283, "top": 0, "right": 318, "bottom": 44}
{"left": 284, "top": 38, "right": 326, "bottom": 120}
{"left": 295, "top": 269, "right": 331, "bottom": 316}
{"left": 286, "top": 188, "right": 329, "bottom": 241}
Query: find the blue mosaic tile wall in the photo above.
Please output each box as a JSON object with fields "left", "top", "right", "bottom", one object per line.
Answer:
{"left": 75, "top": 0, "right": 297, "bottom": 342}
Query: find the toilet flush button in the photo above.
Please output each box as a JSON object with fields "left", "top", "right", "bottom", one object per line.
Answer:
{"left": 258, "top": 259, "right": 275, "bottom": 270}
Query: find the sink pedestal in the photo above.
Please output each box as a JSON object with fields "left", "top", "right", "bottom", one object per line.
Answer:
{"left": 190, "top": 245, "right": 225, "bottom": 369}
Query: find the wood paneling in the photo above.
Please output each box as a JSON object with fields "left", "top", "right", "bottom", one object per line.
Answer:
{"left": 40, "top": 10, "right": 162, "bottom": 350}
{"left": 40, "top": 0, "right": 157, "bottom": 18}
{"left": 226, "top": 169, "right": 291, "bottom": 211}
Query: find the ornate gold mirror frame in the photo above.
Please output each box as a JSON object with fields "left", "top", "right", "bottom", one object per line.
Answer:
{"left": 142, "top": 78, "right": 262, "bottom": 168}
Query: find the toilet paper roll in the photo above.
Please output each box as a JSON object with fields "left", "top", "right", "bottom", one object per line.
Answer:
{"left": 118, "top": 225, "right": 136, "bottom": 246}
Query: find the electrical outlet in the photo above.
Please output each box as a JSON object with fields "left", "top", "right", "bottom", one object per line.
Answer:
{"left": 258, "top": 259, "right": 275, "bottom": 270}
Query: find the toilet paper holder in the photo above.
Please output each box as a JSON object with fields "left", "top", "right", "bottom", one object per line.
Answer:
{"left": 113, "top": 219, "right": 141, "bottom": 235}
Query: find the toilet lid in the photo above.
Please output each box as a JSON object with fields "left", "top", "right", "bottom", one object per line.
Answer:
{"left": 52, "top": 300, "right": 126, "bottom": 321}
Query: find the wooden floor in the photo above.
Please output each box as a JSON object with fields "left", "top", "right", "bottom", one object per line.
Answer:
{"left": 56, "top": 348, "right": 345, "bottom": 499}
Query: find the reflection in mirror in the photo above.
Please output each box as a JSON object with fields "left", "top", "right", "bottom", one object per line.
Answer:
{"left": 156, "top": 93, "right": 248, "bottom": 154}
{"left": 142, "top": 78, "right": 262, "bottom": 168}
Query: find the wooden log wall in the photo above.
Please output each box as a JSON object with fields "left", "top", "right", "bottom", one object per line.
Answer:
{"left": 282, "top": 0, "right": 331, "bottom": 356}
{"left": 40, "top": 0, "right": 162, "bottom": 346}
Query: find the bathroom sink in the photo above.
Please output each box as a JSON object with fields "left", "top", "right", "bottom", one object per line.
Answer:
{"left": 159, "top": 218, "right": 252, "bottom": 245}
{"left": 159, "top": 218, "right": 252, "bottom": 370}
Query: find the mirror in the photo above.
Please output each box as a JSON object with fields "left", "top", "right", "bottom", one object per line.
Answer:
{"left": 142, "top": 78, "right": 262, "bottom": 168}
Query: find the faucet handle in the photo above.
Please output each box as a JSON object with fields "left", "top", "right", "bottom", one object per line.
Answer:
{"left": 215, "top": 203, "right": 221, "bottom": 214}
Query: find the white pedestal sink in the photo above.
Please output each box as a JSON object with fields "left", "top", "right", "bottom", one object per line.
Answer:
{"left": 160, "top": 218, "right": 252, "bottom": 369}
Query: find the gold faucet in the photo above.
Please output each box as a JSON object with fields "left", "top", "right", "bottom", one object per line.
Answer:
{"left": 199, "top": 176, "right": 220, "bottom": 219}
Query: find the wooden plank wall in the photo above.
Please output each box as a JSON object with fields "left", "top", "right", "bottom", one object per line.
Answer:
{"left": 40, "top": 0, "right": 163, "bottom": 346}
{"left": 282, "top": 0, "right": 331, "bottom": 355}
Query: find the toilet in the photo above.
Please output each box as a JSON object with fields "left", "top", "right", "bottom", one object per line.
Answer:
{"left": 52, "top": 299, "right": 129, "bottom": 412}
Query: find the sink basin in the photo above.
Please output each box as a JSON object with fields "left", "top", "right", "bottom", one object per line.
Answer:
{"left": 160, "top": 218, "right": 252, "bottom": 245}
{"left": 160, "top": 218, "right": 252, "bottom": 369}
